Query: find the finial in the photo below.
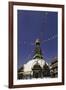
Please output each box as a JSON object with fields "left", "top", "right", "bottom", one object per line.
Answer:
{"left": 35, "top": 38, "right": 40, "bottom": 45}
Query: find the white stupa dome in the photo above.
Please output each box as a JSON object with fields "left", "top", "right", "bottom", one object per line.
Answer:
{"left": 23, "top": 59, "right": 48, "bottom": 75}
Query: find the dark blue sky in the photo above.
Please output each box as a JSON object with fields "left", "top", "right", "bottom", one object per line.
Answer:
{"left": 17, "top": 10, "right": 58, "bottom": 69}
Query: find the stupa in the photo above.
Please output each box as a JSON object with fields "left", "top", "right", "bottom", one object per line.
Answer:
{"left": 18, "top": 39, "right": 50, "bottom": 79}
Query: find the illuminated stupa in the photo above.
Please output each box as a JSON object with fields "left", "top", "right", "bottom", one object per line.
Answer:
{"left": 18, "top": 39, "right": 50, "bottom": 79}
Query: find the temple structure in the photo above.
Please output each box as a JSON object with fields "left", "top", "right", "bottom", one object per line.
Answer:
{"left": 18, "top": 39, "right": 50, "bottom": 79}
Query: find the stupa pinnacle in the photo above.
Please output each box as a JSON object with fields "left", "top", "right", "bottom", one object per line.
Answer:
{"left": 33, "top": 39, "right": 43, "bottom": 59}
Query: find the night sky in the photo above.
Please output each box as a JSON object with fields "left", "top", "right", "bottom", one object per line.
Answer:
{"left": 17, "top": 10, "right": 58, "bottom": 69}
